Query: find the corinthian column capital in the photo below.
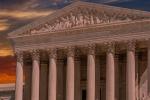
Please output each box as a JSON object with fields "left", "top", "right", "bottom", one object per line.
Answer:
{"left": 106, "top": 42, "right": 115, "bottom": 54}
{"left": 31, "top": 50, "right": 40, "bottom": 61}
{"left": 48, "top": 49, "right": 57, "bottom": 59}
{"left": 16, "top": 51, "right": 23, "bottom": 64}
{"left": 127, "top": 40, "right": 135, "bottom": 51}
{"left": 67, "top": 47, "right": 75, "bottom": 57}
{"left": 87, "top": 44, "right": 95, "bottom": 55}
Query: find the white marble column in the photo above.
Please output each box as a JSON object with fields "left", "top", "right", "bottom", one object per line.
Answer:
{"left": 31, "top": 50, "right": 40, "bottom": 100}
{"left": 106, "top": 43, "right": 115, "bottom": 100}
{"left": 15, "top": 52, "right": 23, "bottom": 100}
{"left": 75, "top": 57, "right": 80, "bottom": 100}
{"left": 87, "top": 44, "right": 95, "bottom": 100}
{"left": 48, "top": 49, "right": 57, "bottom": 100}
{"left": 147, "top": 41, "right": 150, "bottom": 95}
{"left": 66, "top": 47, "right": 75, "bottom": 100}
{"left": 126, "top": 41, "right": 136, "bottom": 100}
{"left": 135, "top": 53, "right": 139, "bottom": 100}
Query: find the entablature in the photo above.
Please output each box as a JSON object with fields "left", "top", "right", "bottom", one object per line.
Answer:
{"left": 12, "top": 20, "right": 150, "bottom": 50}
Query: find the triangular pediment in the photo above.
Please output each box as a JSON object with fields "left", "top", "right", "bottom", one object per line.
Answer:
{"left": 8, "top": 1, "right": 150, "bottom": 37}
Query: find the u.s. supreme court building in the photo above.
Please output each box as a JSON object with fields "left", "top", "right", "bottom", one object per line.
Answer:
{"left": 8, "top": 1, "right": 150, "bottom": 100}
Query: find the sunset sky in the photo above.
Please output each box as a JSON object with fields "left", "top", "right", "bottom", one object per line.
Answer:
{"left": 0, "top": 0, "right": 150, "bottom": 84}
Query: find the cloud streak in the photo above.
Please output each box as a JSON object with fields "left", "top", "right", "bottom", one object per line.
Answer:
{"left": 0, "top": 19, "right": 10, "bottom": 32}
{"left": 0, "top": 42, "right": 13, "bottom": 57}
{"left": 0, "top": 10, "right": 54, "bottom": 19}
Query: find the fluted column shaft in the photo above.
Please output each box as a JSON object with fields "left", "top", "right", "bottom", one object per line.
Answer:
{"left": 126, "top": 42, "right": 136, "bottom": 100}
{"left": 106, "top": 43, "right": 115, "bottom": 100}
{"left": 66, "top": 47, "right": 75, "bottom": 100}
{"left": 87, "top": 45, "right": 95, "bottom": 100}
{"left": 31, "top": 51, "right": 40, "bottom": 100}
{"left": 15, "top": 52, "right": 23, "bottom": 100}
{"left": 48, "top": 49, "right": 57, "bottom": 100}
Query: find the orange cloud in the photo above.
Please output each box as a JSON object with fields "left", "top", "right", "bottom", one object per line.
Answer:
{"left": 0, "top": 10, "right": 54, "bottom": 20}
{"left": 0, "top": 19, "right": 10, "bottom": 31}
{"left": 0, "top": 10, "right": 54, "bottom": 33}
{"left": 0, "top": 42, "right": 14, "bottom": 57}
{"left": 0, "top": 49, "right": 13, "bottom": 57}
{"left": 0, "top": 73, "right": 16, "bottom": 84}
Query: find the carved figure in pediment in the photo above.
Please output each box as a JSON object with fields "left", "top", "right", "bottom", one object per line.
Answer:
{"left": 82, "top": 10, "right": 90, "bottom": 25}
{"left": 65, "top": 16, "right": 72, "bottom": 28}
{"left": 76, "top": 13, "right": 80, "bottom": 26}
{"left": 31, "top": 29, "right": 37, "bottom": 34}
{"left": 54, "top": 19, "right": 61, "bottom": 30}
{"left": 27, "top": 7, "right": 146, "bottom": 34}
{"left": 84, "top": 15, "right": 90, "bottom": 25}
{"left": 70, "top": 12, "right": 76, "bottom": 27}
{"left": 90, "top": 14, "right": 94, "bottom": 25}
{"left": 95, "top": 16, "right": 101, "bottom": 24}
{"left": 45, "top": 24, "right": 53, "bottom": 31}
{"left": 60, "top": 17, "right": 68, "bottom": 29}
{"left": 76, "top": 13, "right": 84, "bottom": 27}
{"left": 102, "top": 12, "right": 110, "bottom": 23}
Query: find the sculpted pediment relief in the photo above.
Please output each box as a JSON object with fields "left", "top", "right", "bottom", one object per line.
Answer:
{"left": 8, "top": 1, "right": 150, "bottom": 37}
{"left": 30, "top": 7, "right": 149, "bottom": 34}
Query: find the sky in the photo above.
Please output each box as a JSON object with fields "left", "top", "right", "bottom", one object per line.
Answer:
{"left": 0, "top": 0, "right": 150, "bottom": 84}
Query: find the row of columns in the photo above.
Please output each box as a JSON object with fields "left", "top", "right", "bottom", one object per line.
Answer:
{"left": 15, "top": 42, "right": 150, "bottom": 100}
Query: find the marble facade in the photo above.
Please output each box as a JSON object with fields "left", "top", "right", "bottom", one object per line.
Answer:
{"left": 8, "top": 1, "right": 150, "bottom": 100}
